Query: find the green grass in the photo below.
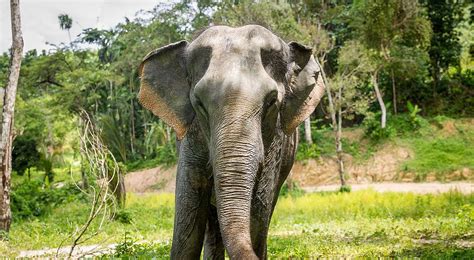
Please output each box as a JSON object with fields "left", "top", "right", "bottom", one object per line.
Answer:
{"left": 402, "top": 136, "right": 474, "bottom": 177}
{"left": 1, "top": 190, "right": 473, "bottom": 258}
{"left": 399, "top": 118, "right": 474, "bottom": 180}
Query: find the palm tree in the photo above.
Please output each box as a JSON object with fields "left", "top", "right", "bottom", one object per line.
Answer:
{"left": 58, "top": 13, "right": 73, "bottom": 47}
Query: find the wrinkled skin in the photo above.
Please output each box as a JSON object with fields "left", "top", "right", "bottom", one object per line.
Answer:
{"left": 138, "top": 25, "right": 325, "bottom": 259}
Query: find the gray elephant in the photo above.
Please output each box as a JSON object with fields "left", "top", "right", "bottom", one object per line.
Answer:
{"left": 138, "top": 25, "right": 325, "bottom": 259}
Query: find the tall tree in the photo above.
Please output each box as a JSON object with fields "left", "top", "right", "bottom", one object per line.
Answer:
{"left": 422, "top": 0, "right": 465, "bottom": 91}
{"left": 350, "top": 0, "right": 430, "bottom": 126}
{"left": 0, "top": 0, "right": 23, "bottom": 232}
{"left": 58, "top": 13, "right": 73, "bottom": 47}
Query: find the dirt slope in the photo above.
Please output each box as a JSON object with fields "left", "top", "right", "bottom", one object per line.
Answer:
{"left": 125, "top": 165, "right": 176, "bottom": 193}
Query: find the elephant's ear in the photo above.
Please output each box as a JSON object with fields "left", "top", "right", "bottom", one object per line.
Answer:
{"left": 138, "top": 40, "right": 194, "bottom": 140}
{"left": 281, "top": 42, "right": 325, "bottom": 135}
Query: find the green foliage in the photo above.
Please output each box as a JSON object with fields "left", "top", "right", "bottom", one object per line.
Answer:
{"left": 385, "top": 102, "right": 429, "bottom": 136}
{"left": 114, "top": 209, "right": 133, "bottom": 224}
{"left": 99, "top": 115, "right": 128, "bottom": 162}
{"left": 11, "top": 180, "right": 84, "bottom": 220}
{"left": 58, "top": 14, "right": 72, "bottom": 31}
{"left": 296, "top": 123, "right": 334, "bottom": 161}
{"left": 296, "top": 143, "right": 322, "bottom": 161}
{"left": 422, "top": 0, "right": 465, "bottom": 74}
{"left": 214, "top": 0, "right": 309, "bottom": 43}
{"left": 406, "top": 101, "right": 423, "bottom": 129}
{"left": 339, "top": 185, "right": 351, "bottom": 193}
{"left": 363, "top": 113, "right": 395, "bottom": 141}
{"left": 113, "top": 232, "right": 170, "bottom": 258}
{"left": 155, "top": 143, "right": 178, "bottom": 166}
{"left": 279, "top": 181, "right": 305, "bottom": 198}
{"left": 12, "top": 136, "right": 41, "bottom": 176}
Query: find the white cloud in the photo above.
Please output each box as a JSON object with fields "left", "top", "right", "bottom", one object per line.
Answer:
{"left": 0, "top": 0, "right": 160, "bottom": 53}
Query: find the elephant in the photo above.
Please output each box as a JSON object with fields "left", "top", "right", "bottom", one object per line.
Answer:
{"left": 138, "top": 25, "right": 325, "bottom": 259}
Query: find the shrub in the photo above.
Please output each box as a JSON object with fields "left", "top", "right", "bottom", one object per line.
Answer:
{"left": 11, "top": 180, "right": 85, "bottom": 219}
{"left": 155, "top": 144, "right": 177, "bottom": 166}
{"left": 339, "top": 185, "right": 351, "bottom": 193}
{"left": 279, "top": 181, "right": 305, "bottom": 197}
{"left": 114, "top": 209, "right": 133, "bottom": 224}
{"left": 296, "top": 143, "right": 321, "bottom": 161}
{"left": 363, "top": 113, "right": 395, "bottom": 142}
{"left": 113, "top": 232, "right": 171, "bottom": 258}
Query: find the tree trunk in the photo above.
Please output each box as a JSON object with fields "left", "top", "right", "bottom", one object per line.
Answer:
{"left": 391, "top": 69, "right": 397, "bottom": 114}
{"left": 303, "top": 118, "right": 312, "bottom": 144}
{"left": 372, "top": 70, "right": 386, "bottom": 129}
{"left": 336, "top": 87, "right": 346, "bottom": 187}
{"left": 316, "top": 58, "right": 343, "bottom": 186}
{"left": 0, "top": 0, "right": 23, "bottom": 232}
{"left": 129, "top": 76, "right": 135, "bottom": 156}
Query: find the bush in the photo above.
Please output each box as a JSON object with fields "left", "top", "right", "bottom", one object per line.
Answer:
{"left": 363, "top": 114, "right": 395, "bottom": 142}
{"left": 296, "top": 123, "right": 334, "bottom": 161}
{"left": 279, "top": 181, "right": 305, "bottom": 197}
{"left": 12, "top": 136, "right": 41, "bottom": 176}
{"left": 339, "top": 185, "right": 351, "bottom": 193}
{"left": 296, "top": 143, "right": 322, "bottom": 161}
{"left": 113, "top": 232, "right": 171, "bottom": 258}
{"left": 11, "top": 180, "right": 85, "bottom": 219}
{"left": 155, "top": 144, "right": 177, "bottom": 166}
{"left": 114, "top": 209, "right": 133, "bottom": 224}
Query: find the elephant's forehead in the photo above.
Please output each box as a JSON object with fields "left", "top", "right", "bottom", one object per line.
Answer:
{"left": 187, "top": 25, "right": 285, "bottom": 56}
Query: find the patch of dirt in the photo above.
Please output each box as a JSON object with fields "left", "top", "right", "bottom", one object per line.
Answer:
{"left": 289, "top": 144, "right": 418, "bottom": 186}
{"left": 442, "top": 120, "right": 458, "bottom": 136}
{"left": 302, "top": 182, "right": 474, "bottom": 194}
{"left": 341, "top": 127, "right": 364, "bottom": 140}
{"left": 125, "top": 165, "right": 176, "bottom": 193}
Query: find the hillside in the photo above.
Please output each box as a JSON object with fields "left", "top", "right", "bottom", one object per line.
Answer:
{"left": 124, "top": 117, "right": 474, "bottom": 193}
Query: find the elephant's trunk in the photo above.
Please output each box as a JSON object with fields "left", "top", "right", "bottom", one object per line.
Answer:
{"left": 211, "top": 115, "right": 263, "bottom": 259}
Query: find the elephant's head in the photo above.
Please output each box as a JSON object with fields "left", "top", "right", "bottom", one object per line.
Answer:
{"left": 138, "top": 25, "right": 325, "bottom": 258}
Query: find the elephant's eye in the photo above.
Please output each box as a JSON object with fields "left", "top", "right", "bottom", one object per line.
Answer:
{"left": 265, "top": 93, "right": 278, "bottom": 109}
{"left": 194, "top": 99, "right": 208, "bottom": 119}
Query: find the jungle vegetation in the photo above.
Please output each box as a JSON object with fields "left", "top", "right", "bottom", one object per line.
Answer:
{"left": 0, "top": 0, "right": 473, "bottom": 257}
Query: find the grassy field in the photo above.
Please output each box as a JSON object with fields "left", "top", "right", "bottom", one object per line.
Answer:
{"left": 1, "top": 189, "right": 473, "bottom": 258}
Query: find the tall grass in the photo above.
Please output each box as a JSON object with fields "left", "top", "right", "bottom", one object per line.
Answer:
{"left": 2, "top": 190, "right": 472, "bottom": 257}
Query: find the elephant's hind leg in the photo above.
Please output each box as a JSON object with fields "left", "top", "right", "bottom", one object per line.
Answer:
{"left": 204, "top": 204, "right": 225, "bottom": 260}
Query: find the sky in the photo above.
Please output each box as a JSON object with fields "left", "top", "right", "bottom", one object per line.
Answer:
{"left": 0, "top": 0, "right": 161, "bottom": 53}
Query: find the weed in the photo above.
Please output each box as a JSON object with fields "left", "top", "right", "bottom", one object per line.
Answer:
{"left": 279, "top": 181, "right": 305, "bottom": 197}
{"left": 114, "top": 209, "right": 133, "bottom": 224}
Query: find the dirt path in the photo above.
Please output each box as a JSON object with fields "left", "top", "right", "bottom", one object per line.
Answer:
{"left": 124, "top": 166, "right": 473, "bottom": 195}
{"left": 303, "top": 182, "right": 474, "bottom": 194}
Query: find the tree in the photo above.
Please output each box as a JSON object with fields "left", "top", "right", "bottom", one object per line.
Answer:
{"left": 58, "top": 14, "right": 73, "bottom": 47}
{"left": 0, "top": 0, "right": 23, "bottom": 232}
{"left": 422, "top": 0, "right": 465, "bottom": 90}
{"left": 322, "top": 41, "right": 374, "bottom": 189}
{"left": 350, "top": 0, "right": 431, "bottom": 124}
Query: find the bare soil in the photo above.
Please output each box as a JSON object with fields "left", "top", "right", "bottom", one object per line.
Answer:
{"left": 124, "top": 119, "right": 473, "bottom": 193}
{"left": 125, "top": 165, "right": 176, "bottom": 193}
{"left": 303, "top": 182, "right": 474, "bottom": 194}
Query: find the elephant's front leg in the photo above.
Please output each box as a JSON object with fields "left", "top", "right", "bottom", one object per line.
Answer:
{"left": 171, "top": 124, "right": 212, "bottom": 259}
